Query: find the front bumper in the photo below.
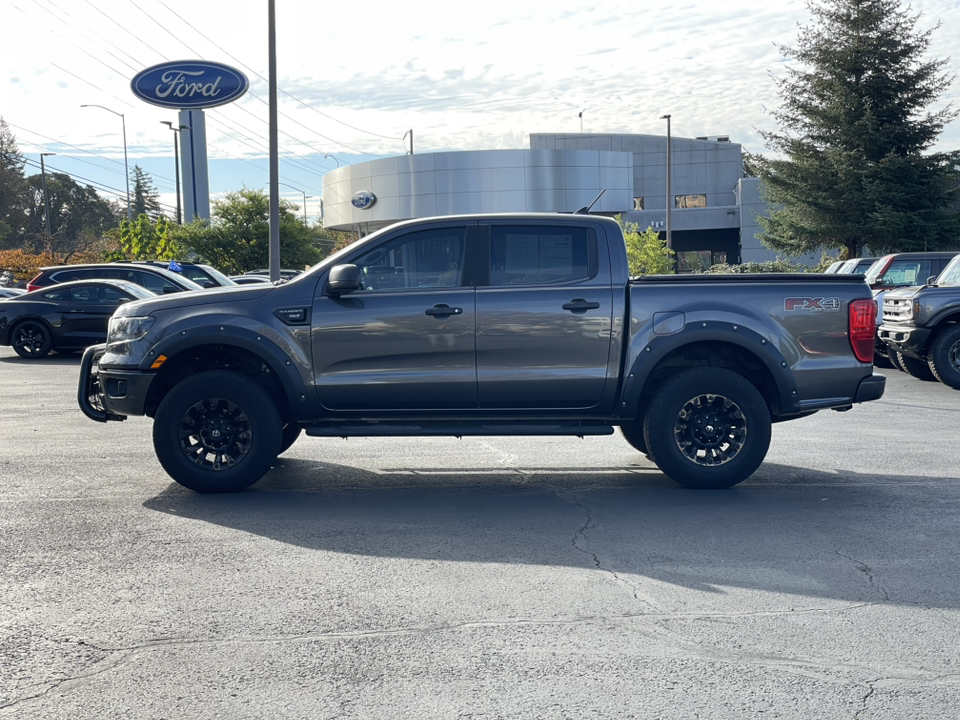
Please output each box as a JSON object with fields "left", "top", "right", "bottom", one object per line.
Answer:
{"left": 878, "top": 324, "right": 932, "bottom": 360}
{"left": 78, "top": 344, "right": 155, "bottom": 422}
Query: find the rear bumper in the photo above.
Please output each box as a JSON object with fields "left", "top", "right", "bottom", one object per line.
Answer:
{"left": 878, "top": 324, "right": 931, "bottom": 359}
{"left": 854, "top": 373, "right": 886, "bottom": 403}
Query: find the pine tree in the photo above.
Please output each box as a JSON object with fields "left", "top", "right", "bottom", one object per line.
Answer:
{"left": 756, "top": 0, "right": 960, "bottom": 258}
{"left": 131, "top": 165, "right": 162, "bottom": 221}
{"left": 0, "top": 118, "right": 29, "bottom": 249}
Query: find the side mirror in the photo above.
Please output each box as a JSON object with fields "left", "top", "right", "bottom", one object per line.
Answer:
{"left": 163, "top": 286, "right": 179, "bottom": 294}
{"left": 927, "top": 275, "right": 938, "bottom": 285}
{"left": 327, "top": 264, "right": 361, "bottom": 296}
{"left": 203, "top": 280, "right": 215, "bottom": 288}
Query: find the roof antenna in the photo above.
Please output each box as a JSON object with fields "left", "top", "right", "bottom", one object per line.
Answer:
{"left": 575, "top": 189, "right": 606, "bottom": 214}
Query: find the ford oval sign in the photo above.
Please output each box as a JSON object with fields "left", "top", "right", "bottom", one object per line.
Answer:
{"left": 352, "top": 191, "right": 376, "bottom": 210}
{"left": 131, "top": 61, "right": 249, "bottom": 109}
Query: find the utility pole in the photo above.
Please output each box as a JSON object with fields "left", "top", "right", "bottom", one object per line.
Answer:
{"left": 267, "top": 0, "right": 280, "bottom": 282}
{"left": 161, "top": 121, "right": 188, "bottom": 224}
{"left": 660, "top": 114, "right": 673, "bottom": 250}
{"left": 40, "top": 153, "right": 56, "bottom": 238}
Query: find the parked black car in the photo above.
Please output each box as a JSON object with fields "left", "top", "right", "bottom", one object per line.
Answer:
{"left": 244, "top": 268, "right": 302, "bottom": 279}
{"left": 128, "top": 261, "right": 237, "bottom": 288}
{"left": 26, "top": 263, "right": 205, "bottom": 294}
{"left": 0, "top": 280, "right": 155, "bottom": 359}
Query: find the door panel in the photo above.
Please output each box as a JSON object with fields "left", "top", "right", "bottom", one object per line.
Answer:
{"left": 476, "top": 224, "right": 614, "bottom": 410}
{"left": 312, "top": 226, "right": 477, "bottom": 411}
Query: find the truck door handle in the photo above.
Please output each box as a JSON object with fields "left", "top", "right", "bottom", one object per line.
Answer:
{"left": 425, "top": 304, "right": 463, "bottom": 318}
{"left": 562, "top": 299, "right": 600, "bottom": 313}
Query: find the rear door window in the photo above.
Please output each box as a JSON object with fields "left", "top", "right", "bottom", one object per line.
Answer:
{"left": 489, "top": 226, "right": 597, "bottom": 286}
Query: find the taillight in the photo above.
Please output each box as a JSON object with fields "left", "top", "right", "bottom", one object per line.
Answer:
{"left": 849, "top": 298, "right": 876, "bottom": 363}
{"left": 26, "top": 274, "right": 43, "bottom": 293}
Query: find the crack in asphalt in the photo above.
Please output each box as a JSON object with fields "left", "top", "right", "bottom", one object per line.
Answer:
{"left": 833, "top": 546, "right": 890, "bottom": 601}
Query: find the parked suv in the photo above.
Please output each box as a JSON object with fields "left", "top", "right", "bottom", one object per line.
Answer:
{"left": 128, "top": 261, "right": 237, "bottom": 288}
{"left": 863, "top": 251, "right": 960, "bottom": 367}
{"left": 27, "top": 263, "right": 205, "bottom": 294}
{"left": 879, "top": 253, "right": 960, "bottom": 387}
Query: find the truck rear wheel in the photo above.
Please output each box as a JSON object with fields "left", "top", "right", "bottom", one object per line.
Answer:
{"left": 153, "top": 371, "right": 282, "bottom": 493}
{"left": 642, "top": 367, "right": 771, "bottom": 489}
{"left": 927, "top": 324, "right": 960, "bottom": 389}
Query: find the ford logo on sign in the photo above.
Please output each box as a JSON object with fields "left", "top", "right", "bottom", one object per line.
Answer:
{"left": 131, "top": 61, "right": 249, "bottom": 109}
{"left": 352, "top": 191, "right": 376, "bottom": 210}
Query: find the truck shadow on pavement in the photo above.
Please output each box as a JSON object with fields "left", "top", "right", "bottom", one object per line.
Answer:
{"left": 142, "top": 458, "right": 960, "bottom": 608}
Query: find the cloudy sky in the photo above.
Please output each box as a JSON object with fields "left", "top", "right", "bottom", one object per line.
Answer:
{"left": 4, "top": 0, "right": 960, "bottom": 221}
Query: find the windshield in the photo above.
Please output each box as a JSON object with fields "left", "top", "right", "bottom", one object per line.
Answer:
{"left": 863, "top": 255, "right": 892, "bottom": 285}
{"left": 936, "top": 254, "right": 960, "bottom": 285}
{"left": 199, "top": 265, "right": 237, "bottom": 286}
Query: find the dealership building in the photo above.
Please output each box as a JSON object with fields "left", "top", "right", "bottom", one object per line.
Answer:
{"left": 321, "top": 133, "right": 793, "bottom": 270}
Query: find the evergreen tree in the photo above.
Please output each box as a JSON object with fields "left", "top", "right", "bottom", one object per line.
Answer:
{"left": 756, "top": 0, "right": 960, "bottom": 258}
{"left": 23, "top": 173, "right": 120, "bottom": 258}
{"left": 131, "top": 165, "right": 162, "bottom": 221}
{"left": 0, "top": 118, "right": 29, "bottom": 249}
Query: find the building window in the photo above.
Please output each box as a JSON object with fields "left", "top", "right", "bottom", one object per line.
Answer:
{"left": 677, "top": 250, "right": 725, "bottom": 272}
{"left": 633, "top": 197, "right": 644, "bottom": 211}
{"left": 675, "top": 194, "right": 707, "bottom": 209}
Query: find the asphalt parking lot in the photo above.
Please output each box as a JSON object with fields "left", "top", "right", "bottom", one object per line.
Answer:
{"left": 1, "top": 345, "right": 959, "bottom": 719}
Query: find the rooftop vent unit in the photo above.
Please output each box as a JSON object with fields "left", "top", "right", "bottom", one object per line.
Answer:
{"left": 696, "top": 135, "right": 731, "bottom": 142}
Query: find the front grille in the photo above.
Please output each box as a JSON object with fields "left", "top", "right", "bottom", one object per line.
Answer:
{"left": 883, "top": 297, "right": 913, "bottom": 322}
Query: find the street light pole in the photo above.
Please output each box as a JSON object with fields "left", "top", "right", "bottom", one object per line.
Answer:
{"left": 40, "top": 153, "right": 56, "bottom": 239}
{"left": 81, "top": 104, "right": 131, "bottom": 221}
{"left": 324, "top": 154, "right": 342, "bottom": 168}
{"left": 660, "top": 114, "right": 672, "bottom": 251}
{"left": 161, "top": 121, "right": 188, "bottom": 224}
{"left": 278, "top": 182, "right": 308, "bottom": 225}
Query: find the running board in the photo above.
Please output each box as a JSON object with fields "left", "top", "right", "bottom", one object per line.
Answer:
{"left": 304, "top": 423, "right": 615, "bottom": 438}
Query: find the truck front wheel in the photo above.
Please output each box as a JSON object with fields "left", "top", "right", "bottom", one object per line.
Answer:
{"left": 153, "top": 371, "right": 282, "bottom": 493}
{"left": 927, "top": 324, "right": 960, "bottom": 389}
{"left": 643, "top": 367, "right": 771, "bottom": 489}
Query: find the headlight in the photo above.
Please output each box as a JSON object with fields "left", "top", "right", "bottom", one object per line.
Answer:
{"left": 107, "top": 315, "right": 155, "bottom": 342}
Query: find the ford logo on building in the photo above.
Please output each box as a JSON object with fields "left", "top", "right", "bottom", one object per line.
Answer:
{"left": 131, "top": 61, "right": 249, "bottom": 109}
{"left": 351, "top": 191, "right": 377, "bottom": 210}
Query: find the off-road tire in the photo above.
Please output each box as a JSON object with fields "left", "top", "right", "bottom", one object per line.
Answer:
{"left": 643, "top": 367, "right": 771, "bottom": 489}
{"left": 927, "top": 324, "right": 960, "bottom": 389}
{"left": 896, "top": 351, "right": 935, "bottom": 381}
{"left": 153, "top": 371, "right": 282, "bottom": 493}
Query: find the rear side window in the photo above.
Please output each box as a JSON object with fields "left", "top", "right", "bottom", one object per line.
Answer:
{"left": 135, "top": 271, "right": 181, "bottom": 294}
{"left": 489, "top": 226, "right": 597, "bottom": 286}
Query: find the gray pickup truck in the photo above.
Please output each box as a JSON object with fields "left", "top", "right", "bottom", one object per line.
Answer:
{"left": 78, "top": 213, "right": 884, "bottom": 493}
{"left": 878, "top": 253, "right": 960, "bottom": 388}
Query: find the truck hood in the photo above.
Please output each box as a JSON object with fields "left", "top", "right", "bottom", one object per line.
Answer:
{"left": 881, "top": 284, "right": 926, "bottom": 300}
{"left": 115, "top": 284, "right": 274, "bottom": 317}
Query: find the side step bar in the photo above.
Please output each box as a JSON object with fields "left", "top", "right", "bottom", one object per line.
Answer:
{"left": 305, "top": 423, "right": 615, "bottom": 439}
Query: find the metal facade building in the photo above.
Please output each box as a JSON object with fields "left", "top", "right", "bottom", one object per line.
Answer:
{"left": 322, "top": 133, "right": 796, "bottom": 267}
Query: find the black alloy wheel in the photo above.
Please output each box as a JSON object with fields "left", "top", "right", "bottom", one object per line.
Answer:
{"left": 12, "top": 320, "right": 53, "bottom": 359}
{"left": 643, "top": 367, "right": 771, "bottom": 489}
{"left": 153, "top": 371, "right": 281, "bottom": 493}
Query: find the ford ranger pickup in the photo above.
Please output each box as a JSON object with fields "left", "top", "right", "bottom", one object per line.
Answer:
{"left": 78, "top": 213, "right": 885, "bottom": 492}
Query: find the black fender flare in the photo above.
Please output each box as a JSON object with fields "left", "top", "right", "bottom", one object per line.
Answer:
{"left": 617, "top": 321, "right": 797, "bottom": 420}
{"left": 140, "top": 324, "right": 312, "bottom": 416}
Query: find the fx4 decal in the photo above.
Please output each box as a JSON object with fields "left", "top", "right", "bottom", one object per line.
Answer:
{"left": 784, "top": 297, "right": 841, "bottom": 312}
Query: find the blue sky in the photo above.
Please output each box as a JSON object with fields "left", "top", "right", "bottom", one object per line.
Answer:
{"left": 4, "top": 0, "right": 960, "bottom": 223}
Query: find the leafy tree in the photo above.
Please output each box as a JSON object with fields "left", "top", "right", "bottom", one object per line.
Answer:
{"left": 23, "top": 172, "right": 120, "bottom": 260}
{"left": 704, "top": 259, "right": 808, "bottom": 274}
{"left": 119, "top": 214, "right": 179, "bottom": 260}
{"left": 0, "top": 118, "right": 29, "bottom": 249}
{"left": 620, "top": 218, "right": 675, "bottom": 275}
{"left": 131, "top": 165, "right": 162, "bottom": 221}
{"left": 172, "top": 188, "right": 323, "bottom": 274}
{"left": 756, "top": 0, "right": 960, "bottom": 258}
